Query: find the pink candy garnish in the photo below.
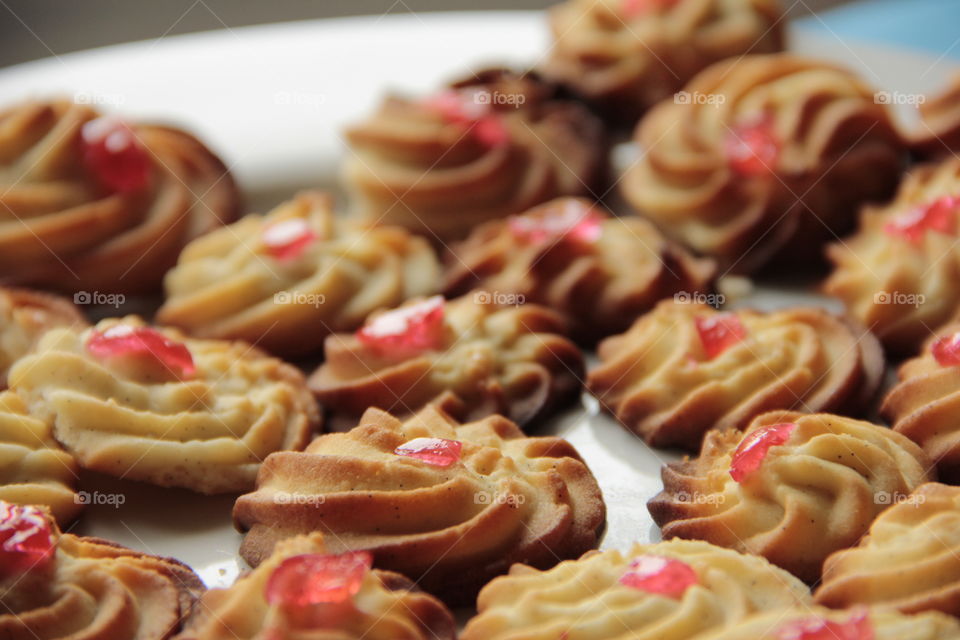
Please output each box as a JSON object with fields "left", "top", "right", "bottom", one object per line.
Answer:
{"left": 87, "top": 325, "right": 196, "bottom": 379}
{"left": 933, "top": 331, "right": 960, "bottom": 367}
{"left": 621, "top": 0, "right": 679, "bottom": 17}
{"left": 0, "top": 502, "right": 56, "bottom": 577}
{"left": 394, "top": 437, "right": 463, "bottom": 467}
{"left": 775, "top": 610, "right": 874, "bottom": 640}
{"left": 508, "top": 201, "right": 603, "bottom": 245}
{"left": 265, "top": 551, "right": 373, "bottom": 608}
{"left": 725, "top": 115, "right": 780, "bottom": 176}
{"left": 883, "top": 195, "right": 960, "bottom": 245}
{"left": 729, "top": 422, "right": 797, "bottom": 483}
{"left": 423, "top": 89, "right": 510, "bottom": 148}
{"left": 81, "top": 116, "right": 152, "bottom": 193}
{"left": 619, "top": 555, "right": 698, "bottom": 598}
{"left": 356, "top": 296, "right": 446, "bottom": 356}
{"left": 262, "top": 218, "right": 318, "bottom": 260}
{"left": 694, "top": 313, "right": 747, "bottom": 360}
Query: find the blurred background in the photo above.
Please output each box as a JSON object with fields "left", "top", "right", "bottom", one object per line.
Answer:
{"left": 2, "top": 0, "right": 935, "bottom": 68}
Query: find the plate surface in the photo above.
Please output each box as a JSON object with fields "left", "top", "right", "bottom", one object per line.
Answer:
{"left": 0, "top": 11, "right": 956, "bottom": 592}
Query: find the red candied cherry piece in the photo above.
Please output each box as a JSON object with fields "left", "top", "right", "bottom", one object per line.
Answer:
{"left": 619, "top": 555, "right": 698, "bottom": 599}
{"left": 262, "top": 218, "right": 318, "bottom": 261}
{"left": 776, "top": 610, "right": 874, "bottom": 640}
{"left": 508, "top": 201, "right": 603, "bottom": 245}
{"left": 356, "top": 296, "right": 446, "bottom": 356}
{"left": 621, "top": 0, "right": 679, "bottom": 17}
{"left": 694, "top": 313, "right": 747, "bottom": 360}
{"left": 0, "top": 502, "right": 56, "bottom": 577}
{"left": 423, "top": 89, "right": 509, "bottom": 148}
{"left": 729, "top": 422, "right": 797, "bottom": 483}
{"left": 933, "top": 331, "right": 960, "bottom": 367}
{"left": 725, "top": 115, "right": 780, "bottom": 176}
{"left": 87, "top": 325, "right": 196, "bottom": 379}
{"left": 884, "top": 195, "right": 960, "bottom": 245}
{"left": 81, "top": 116, "right": 152, "bottom": 193}
{"left": 394, "top": 437, "right": 463, "bottom": 467}
{"left": 265, "top": 551, "right": 373, "bottom": 608}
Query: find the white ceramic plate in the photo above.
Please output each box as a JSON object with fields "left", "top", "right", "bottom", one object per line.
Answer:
{"left": 0, "top": 11, "right": 956, "bottom": 594}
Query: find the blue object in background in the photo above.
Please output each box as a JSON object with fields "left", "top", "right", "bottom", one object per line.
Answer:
{"left": 799, "top": 0, "right": 960, "bottom": 59}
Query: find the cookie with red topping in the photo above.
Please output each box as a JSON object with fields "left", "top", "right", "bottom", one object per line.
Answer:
{"left": 8, "top": 316, "right": 318, "bottom": 494}
{"left": 444, "top": 198, "right": 716, "bottom": 343}
{"left": 0, "top": 501, "right": 203, "bottom": 640}
{"left": 623, "top": 54, "right": 905, "bottom": 273}
{"left": 649, "top": 411, "right": 932, "bottom": 583}
{"left": 342, "top": 68, "right": 607, "bottom": 241}
{"left": 308, "top": 294, "right": 584, "bottom": 428}
{"left": 233, "top": 403, "right": 605, "bottom": 606}
{"left": 0, "top": 98, "right": 240, "bottom": 294}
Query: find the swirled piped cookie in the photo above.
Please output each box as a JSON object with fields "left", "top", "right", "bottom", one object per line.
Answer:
{"left": 233, "top": 404, "right": 605, "bottom": 605}
{"left": 882, "top": 321, "right": 960, "bottom": 482}
{"left": 157, "top": 191, "right": 439, "bottom": 358}
{"left": 815, "top": 483, "right": 960, "bottom": 616}
{"left": 0, "top": 391, "right": 79, "bottom": 525}
{"left": 623, "top": 54, "right": 905, "bottom": 273}
{"left": 912, "top": 77, "right": 960, "bottom": 158}
{"left": 308, "top": 294, "right": 584, "bottom": 427}
{"left": 0, "top": 501, "right": 204, "bottom": 640}
{"left": 461, "top": 538, "right": 810, "bottom": 640}
{"left": 543, "top": 0, "right": 785, "bottom": 122}
{"left": 587, "top": 300, "right": 884, "bottom": 450}
{"left": 176, "top": 532, "right": 455, "bottom": 640}
{"left": 0, "top": 98, "right": 240, "bottom": 293}
{"left": 648, "top": 411, "right": 933, "bottom": 583}
{"left": 696, "top": 607, "right": 960, "bottom": 640}
{"left": 443, "top": 198, "right": 717, "bottom": 343}
{"left": 0, "top": 287, "right": 86, "bottom": 387}
{"left": 343, "top": 68, "right": 608, "bottom": 241}
{"left": 8, "top": 316, "right": 318, "bottom": 494}
{"left": 825, "top": 157, "right": 960, "bottom": 355}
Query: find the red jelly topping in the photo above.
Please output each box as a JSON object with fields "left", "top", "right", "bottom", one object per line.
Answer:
{"left": 262, "top": 218, "right": 317, "bottom": 260}
{"left": 81, "top": 116, "right": 152, "bottom": 193}
{"left": 394, "top": 437, "right": 463, "bottom": 467}
{"left": 725, "top": 115, "right": 780, "bottom": 176}
{"left": 775, "top": 610, "right": 874, "bottom": 640}
{"left": 423, "top": 89, "right": 509, "bottom": 148}
{"left": 694, "top": 313, "right": 747, "bottom": 360}
{"left": 0, "top": 502, "right": 56, "bottom": 577}
{"left": 356, "top": 296, "right": 446, "bottom": 355}
{"left": 508, "top": 201, "right": 603, "bottom": 245}
{"left": 87, "top": 325, "right": 196, "bottom": 379}
{"left": 883, "top": 195, "right": 960, "bottom": 245}
{"left": 265, "top": 551, "right": 373, "bottom": 607}
{"left": 933, "top": 331, "right": 960, "bottom": 367}
{"left": 619, "top": 555, "right": 698, "bottom": 599}
{"left": 621, "top": 0, "right": 679, "bottom": 17}
{"left": 729, "top": 422, "right": 797, "bottom": 483}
